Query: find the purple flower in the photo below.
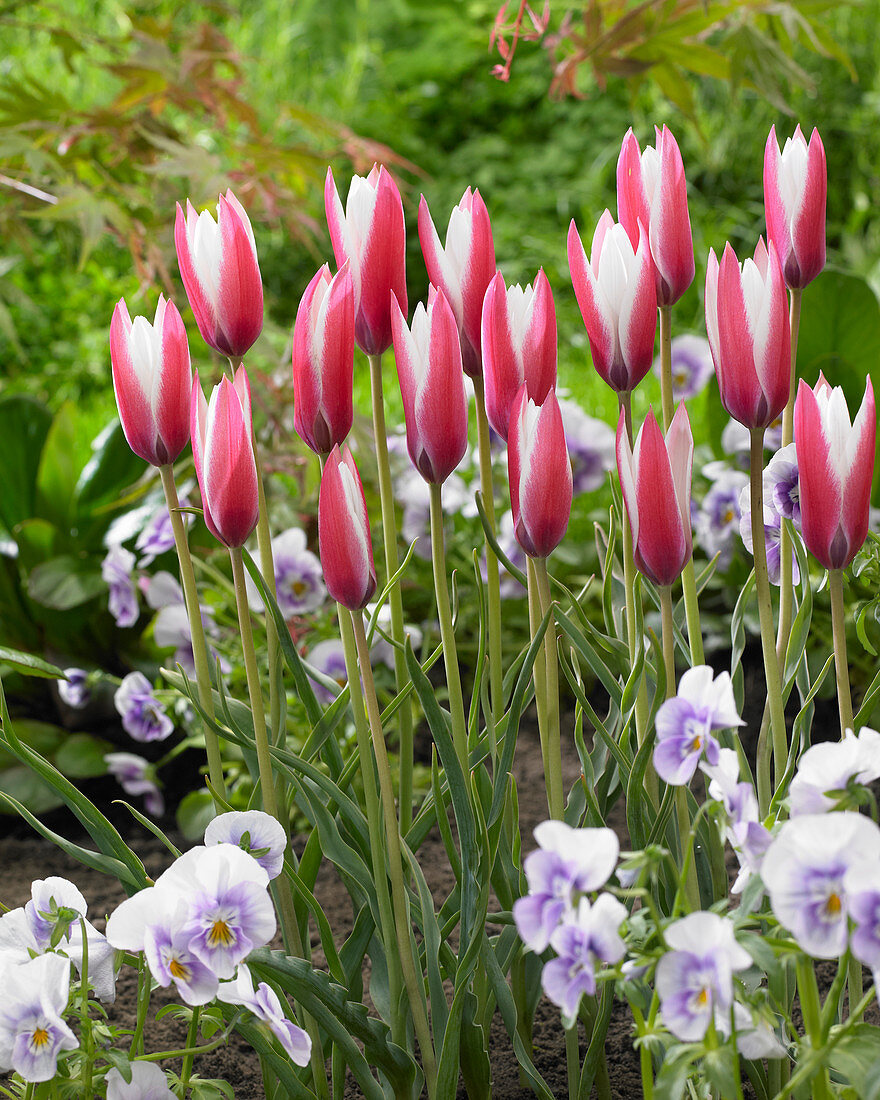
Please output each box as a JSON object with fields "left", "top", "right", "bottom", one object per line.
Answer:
{"left": 541, "top": 895, "right": 627, "bottom": 1024}
{"left": 106, "top": 1061, "right": 176, "bottom": 1099}
{"left": 306, "top": 639, "right": 348, "bottom": 703}
{"left": 218, "top": 964, "right": 311, "bottom": 1065}
{"left": 655, "top": 912, "right": 752, "bottom": 1042}
{"left": 653, "top": 666, "right": 743, "bottom": 785}
{"left": 142, "top": 571, "right": 221, "bottom": 676}
{"left": 513, "top": 821, "right": 619, "bottom": 952}
{"left": 114, "top": 672, "right": 175, "bottom": 743}
{"left": 105, "top": 752, "right": 164, "bottom": 816}
{"left": 142, "top": 914, "right": 220, "bottom": 1005}
{"left": 653, "top": 334, "right": 714, "bottom": 402}
{"left": 739, "top": 485, "right": 800, "bottom": 586}
{"left": 558, "top": 398, "right": 615, "bottom": 494}
{"left": 701, "top": 749, "right": 771, "bottom": 894}
{"left": 844, "top": 862, "right": 880, "bottom": 987}
{"left": 0, "top": 954, "right": 78, "bottom": 1082}
{"left": 136, "top": 499, "right": 192, "bottom": 567}
{"left": 695, "top": 468, "right": 748, "bottom": 567}
{"left": 57, "top": 668, "right": 90, "bottom": 709}
{"left": 204, "top": 810, "right": 288, "bottom": 880}
{"left": 247, "top": 528, "right": 326, "bottom": 618}
{"left": 102, "top": 544, "right": 138, "bottom": 628}
{"left": 764, "top": 443, "right": 800, "bottom": 527}
{"left": 789, "top": 727, "right": 880, "bottom": 815}
{"left": 762, "top": 812, "right": 880, "bottom": 958}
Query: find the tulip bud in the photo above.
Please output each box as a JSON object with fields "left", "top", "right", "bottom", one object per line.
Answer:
{"left": 617, "top": 126, "right": 695, "bottom": 307}
{"left": 616, "top": 406, "right": 693, "bottom": 587}
{"left": 764, "top": 125, "right": 826, "bottom": 290}
{"left": 325, "top": 165, "right": 407, "bottom": 356}
{"left": 110, "top": 296, "right": 192, "bottom": 467}
{"left": 705, "top": 238, "right": 790, "bottom": 431}
{"left": 174, "top": 191, "right": 264, "bottom": 358}
{"left": 418, "top": 187, "right": 496, "bottom": 377}
{"left": 292, "top": 262, "right": 355, "bottom": 455}
{"left": 391, "top": 288, "right": 469, "bottom": 484}
{"left": 794, "top": 375, "right": 875, "bottom": 571}
{"left": 568, "top": 211, "right": 657, "bottom": 394}
{"left": 318, "top": 446, "right": 377, "bottom": 610}
{"left": 508, "top": 384, "right": 572, "bottom": 558}
{"left": 482, "top": 269, "right": 557, "bottom": 442}
{"left": 190, "top": 366, "right": 259, "bottom": 548}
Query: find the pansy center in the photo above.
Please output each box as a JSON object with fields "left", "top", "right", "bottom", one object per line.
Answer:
{"left": 824, "top": 892, "right": 843, "bottom": 918}
{"left": 169, "top": 957, "right": 191, "bottom": 980}
{"left": 208, "top": 919, "right": 236, "bottom": 948}
{"left": 30, "top": 1026, "right": 50, "bottom": 1050}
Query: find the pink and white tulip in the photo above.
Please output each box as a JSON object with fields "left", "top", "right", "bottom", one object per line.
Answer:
{"left": 318, "top": 445, "right": 377, "bottom": 610}
{"left": 705, "top": 239, "right": 790, "bottom": 430}
{"left": 567, "top": 211, "right": 656, "bottom": 394}
{"left": 325, "top": 165, "right": 407, "bottom": 356}
{"left": 190, "top": 366, "right": 259, "bottom": 548}
{"left": 764, "top": 124, "right": 826, "bottom": 290}
{"left": 508, "top": 384, "right": 572, "bottom": 558}
{"left": 110, "top": 296, "right": 192, "bottom": 466}
{"left": 292, "top": 262, "right": 355, "bottom": 454}
{"left": 794, "top": 374, "right": 875, "bottom": 570}
{"left": 418, "top": 187, "right": 496, "bottom": 377}
{"left": 616, "top": 405, "right": 693, "bottom": 587}
{"left": 174, "top": 190, "right": 264, "bottom": 358}
{"left": 391, "top": 288, "right": 469, "bottom": 484}
{"left": 481, "top": 269, "right": 557, "bottom": 442}
{"left": 616, "top": 126, "right": 694, "bottom": 307}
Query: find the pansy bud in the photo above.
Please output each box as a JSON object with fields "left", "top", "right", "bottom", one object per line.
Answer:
{"left": 174, "top": 190, "right": 264, "bottom": 358}
{"left": 110, "top": 296, "right": 192, "bottom": 467}
{"left": 325, "top": 165, "right": 407, "bottom": 356}
{"left": 318, "top": 445, "right": 377, "bottom": 610}
{"left": 508, "top": 384, "right": 572, "bottom": 558}
{"left": 764, "top": 124, "right": 826, "bottom": 290}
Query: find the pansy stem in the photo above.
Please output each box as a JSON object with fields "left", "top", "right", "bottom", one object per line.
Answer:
{"left": 351, "top": 609, "right": 437, "bottom": 1099}
{"left": 796, "top": 956, "right": 833, "bottom": 1100}
{"left": 159, "top": 464, "right": 225, "bottom": 804}
{"left": 429, "top": 481, "right": 469, "bottom": 773}
{"left": 829, "top": 569, "right": 854, "bottom": 737}
{"left": 369, "top": 352, "right": 415, "bottom": 834}
{"left": 750, "top": 429, "right": 788, "bottom": 806}
{"left": 180, "top": 1004, "right": 200, "bottom": 1091}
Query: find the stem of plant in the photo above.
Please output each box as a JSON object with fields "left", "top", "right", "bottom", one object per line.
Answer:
{"left": 795, "top": 956, "right": 833, "bottom": 1100}
{"left": 828, "top": 568, "right": 854, "bottom": 737}
{"left": 534, "top": 555, "right": 563, "bottom": 821}
{"left": 78, "top": 917, "right": 93, "bottom": 1098}
{"left": 429, "top": 481, "right": 469, "bottom": 774}
{"left": 159, "top": 464, "right": 225, "bottom": 805}
{"left": 369, "top": 352, "right": 415, "bottom": 834}
{"left": 527, "top": 557, "right": 552, "bottom": 812}
{"left": 351, "top": 608, "right": 438, "bottom": 1099}
{"left": 473, "top": 375, "right": 503, "bottom": 762}
{"left": 180, "top": 1004, "right": 201, "bottom": 1092}
{"left": 775, "top": 289, "right": 802, "bottom": 670}
{"left": 749, "top": 429, "right": 788, "bottom": 810}
{"left": 338, "top": 603, "right": 405, "bottom": 1048}
{"left": 130, "top": 954, "right": 151, "bottom": 1056}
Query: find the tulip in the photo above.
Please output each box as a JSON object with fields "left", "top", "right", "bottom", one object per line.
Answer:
{"left": 391, "top": 288, "right": 469, "bottom": 484}
{"left": 764, "top": 124, "right": 826, "bottom": 290}
{"left": 705, "top": 238, "right": 790, "bottom": 430}
{"left": 318, "top": 445, "right": 377, "bottom": 610}
{"left": 174, "top": 191, "right": 264, "bottom": 358}
{"left": 794, "top": 374, "right": 875, "bottom": 570}
{"left": 325, "top": 164, "right": 407, "bottom": 356}
{"left": 292, "top": 262, "right": 355, "bottom": 454}
{"left": 508, "top": 384, "right": 572, "bottom": 558}
{"left": 616, "top": 405, "right": 693, "bottom": 587}
{"left": 190, "top": 366, "right": 259, "bottom": 548}
{"left": 110, "top": 296, "right": 192, "bottom": 467}
{"left": 616, "top": 125, "right": 694, "bottom": 307}
{"left": 567, "top": 211, "right": 656, "bottom": 394}
{"left": 482, "top": 269, "right": 557, "bottom": 442}
{"left": 418, "top": 187, "right": 496, "bottom": 377}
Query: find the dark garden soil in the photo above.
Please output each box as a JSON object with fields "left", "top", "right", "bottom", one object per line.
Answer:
{"left": 0, "top": 647, "right": 855, "bottom": 1097}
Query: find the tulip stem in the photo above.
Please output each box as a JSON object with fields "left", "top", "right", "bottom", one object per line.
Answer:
{"left": 829, "top": 568, "right": 854, "bottom": 737}
{"left": 159, "top": 464, "right": 225, "bottom": 805}
{"left": 750, "top": 429, "right": 788, "bottom": 808}
{"left": 369, "top": 352, "right": 415, "bottom": 834}
{"left": 527, "top": 558, "right": 551, "bottom": 813}
{"left": 775, "top": 288, "right": 802, "bottom": 676}
{"left": 351, "top": 609, "right": 437, "bottom": 1099}
{"left": 338, "top": 603, "right": 405, "bottom": 1048}
{"left": 658, "top": 305, "right": 674, "bottom": 433}
{"left": 429, "top": 481, "right": 469, "bottom": 774}
{"left": 474, "top": 376, "right": 503, "bottom": 761}
{"left": 534, "top": 555, "right": 564, "bottom": 820}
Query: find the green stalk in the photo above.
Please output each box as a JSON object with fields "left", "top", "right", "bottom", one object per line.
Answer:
{"left": 534, "top": 556, "right": 563, "bottom": 821}
{"left": 351, "top": 610, "right": 437, "bottom": 1099}
{"left": 658, "top": 305, "right": 675, "bottom": 433}
{"left": 180, "top": 1004, "right": 201, "bottom": 1092}
{"left": 473, "top": 376, "right": 503, "bottom": 760}
{"left": 750, "top": 429, "right": 788, "bottom": 811}
{"left": 78, "top": 917, "right": 93, "bottom": 1098}
{"left": 775, "top": 289, "right": 802, "bottom": 669}
{"left": 338, "top": 605, "right": 405, "bottom": 1047}
{"left": 130, "top": 955, "right": 151, "bottom": 1056}
{"left": 429, "top": 482, "right": 469, "bottom": 772}
{"left": 796, "top": 957, "right": 833, "bottom": 1100}
{"left": 159, "top": 464, "right": 225, "bottom": 804}
{"left": 829, "top": 569, "right": 854, "bottom": 737}
{"left": 369, "top": 352, "right": 415, "bottom": 834}
{"left": 527, "top": 557, "right": 551, "bottom": 812}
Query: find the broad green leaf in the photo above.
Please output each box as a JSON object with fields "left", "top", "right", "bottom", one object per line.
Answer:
{"left": 54, "top": 732, "right": 113, "bottom": 777}
{"left": 176, "top": 788, "right": 218, "bottom": 841}
{"left": 75, "top": 420, "right": 145, "bottom": 512}
{"left": 35, "top": 401, "right": 83, "bottom": 530}
{"left": 0, "top": 646, "right": 66, "bottom": 679}
{"left": 797, "top": 271, "right": 880, "bottom": 393}
{"left": 0, "top": 394, "right": 51, "bottom": 533}
{"left": 27, "top": 555, "right": 105, "bottom": 610}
